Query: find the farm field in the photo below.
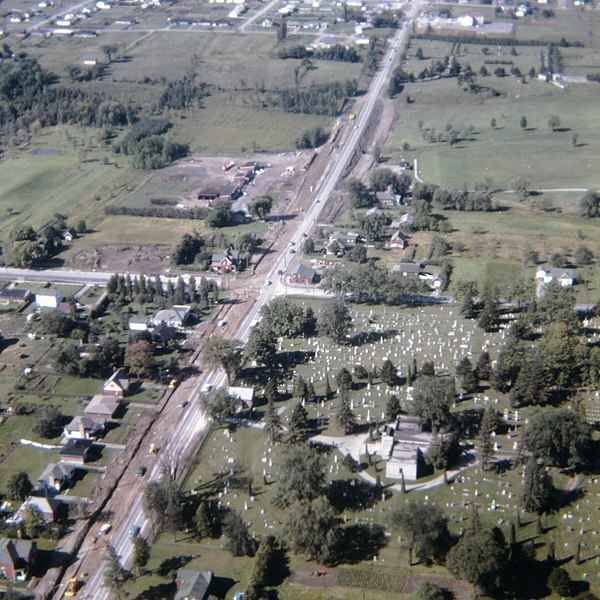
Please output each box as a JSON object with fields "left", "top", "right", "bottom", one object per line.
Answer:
{"left": 386, "top": 33, "right": 600, "bottom": 190}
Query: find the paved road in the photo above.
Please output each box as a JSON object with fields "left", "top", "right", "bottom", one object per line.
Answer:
{"left": 71, "top": 5, "right": 425, "bottom": 598}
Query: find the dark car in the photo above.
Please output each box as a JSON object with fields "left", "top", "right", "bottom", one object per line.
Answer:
{"left": 136, "top": 465, "right": 147, "bottom": 477}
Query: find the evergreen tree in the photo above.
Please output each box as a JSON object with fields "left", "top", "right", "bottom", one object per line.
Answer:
{"left": 476, "top": 350, "right": 491, "bottom": 381}
{"left": 325, "top": 373, "right": 333, "bottom": 397}
{"left": 293, "top": 375, "right": 308, "bottom": 400}
{"left": 264, "top": 379, "right": 278, "bottom": 404}
{"left": 223, "top": 510, "right": 256, "bottom": 557}
{"left": 386, "top": 394, "right": 402, "bottom": 420}
{"left": 132, "top": 536, "right": 150, "bottom": 576}
{"left": 381, "top": 359, "right": 397, "bottom": 386}
{"left": 478, "top": 292, "right": 500, "bottom": 332}
{"left": 103, "top": 544, "right": 130, "bottom": 599}
{"left": 480, "top": 407, "right": 497, "bottom": 471}
{"left": 521, "top": 458, "right": 554, "bottom": 515}
{"left": 509, "top": 355, "right": 548, "bottom": 407}
{"left": 456, "top": 357, "right": 477, "bottom": 393}
{"left": 264, "top": 399, "right": 283, "bottom": 443}
{"left": 335, "top": 390, "right": 356, "bottom": 434}
{"left": 195, "top": 501, "right": 216, "bottom": 540}
{"left": 287, "top": 402, "right": 310, "bottom": 443}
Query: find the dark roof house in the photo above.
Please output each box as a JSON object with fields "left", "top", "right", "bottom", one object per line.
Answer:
{"left": 0, "top": 539, "right": 37, "bottom": 581}
{"left": 60, "top": 438, "right": 93, "bottom": 465}
{"left": 289, "top": 263, "right": 317, "bottom": 285}
{"left": 175, "top": 568, "right": 213, "bottom": 600}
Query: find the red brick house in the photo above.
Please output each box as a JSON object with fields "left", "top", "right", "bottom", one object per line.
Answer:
{"left": 0, "top": 539, "right": 37, "bottom": 581}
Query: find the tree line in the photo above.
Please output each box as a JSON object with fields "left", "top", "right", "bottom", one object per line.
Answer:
{"left": 277, "top": 44, "right": 361, "bottom": 63}
{"left": 272, "top": 80, "right": 358, "bottom": 116}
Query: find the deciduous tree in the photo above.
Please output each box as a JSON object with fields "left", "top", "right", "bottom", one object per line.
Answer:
{"left": 274, "top": 445, "right": 325, "bottom": 507}
{"left": 319, "top": 299, "right": 352, "bottom": 343}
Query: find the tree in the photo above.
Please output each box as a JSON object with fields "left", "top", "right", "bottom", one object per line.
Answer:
{"left": 223, "top": 510, "right": 256, "bottom": 557}
{"left": 132, "top": 536, "right": 151, "bottom": 576}
{"left": 521, "top": 458, "right": 554, "bottom": 515}
{"left": 75, "top": 219, "right": 87, "bottom": 234}
{"left": 103, "top": 544, "right": 130, "bottom": 599}
{"left": 264, "top": 399, "right": 283, "bottom": 443}
{"left": 195, "top": 500, "right": 217, "bottom": 540}
{"left": 579, "top": 190, "right": 600, "bottom": 218}
{"left": 124, "top": 340, "right": 154, "bottom": 378}
{"left": 490, "top": 118, "right": 497, "bottom": 129}
{"left": 248, "top": 195, "right": 273, "bottom": 220}
{"left": 260, "top": 298, "right": 314, "bottom": 338}
{"left": 7, "top": 471, "right": 33, "bottom": 501}
{"left": 32, "top": 405, "right": 63, "bottom": 439}
{"left": 446, "top": 529, "right": 508, "bottom": 596}
{"left": 476, "top": 350, "right": 491, "bottom": 381}
{"left": 22, "top": 504, "right": 47, "bottom": 538}
{"left": 274, "top": 445, "right": 326, "bottom": 507}
{"left": 335, "top": 367, "right": 353, "bottom": 392}
{"left": 381, "top": 359, "right": 397, "bottom": 386}
{"left": 456, "top": 357, "right": 477, "bottom": 393}
{"left": 277, "top": 18, "right": 287, "bottom": 43}
{"left": 200, "top": 388, "right": 240, "bottom": 424}
{"left": 143, "top": 481, "right": 168, "bottom": 532}
{"left": 335, "top": 391, "right": 356, "bottom": 434}
{"left": 390, "top": 500, "right": 452, "bottom": 566}
{"left": 480, "top": 407, "right": 497, "bottom": 471}
{"left": 520, "top": 116, "right": 528, "bottom": 129}
{"left": 548, "top": 114, "right": 561, "bottom": 131}
{"left": 346, "top": 177, "right": 372, "bottom": 208}
{"left": 548, "top": 567, "right": 571, "bottom": 597}
{"left": 523, "top": 408, "right": 591, "bottom": 469}
{"left": 574, "top": 245, "right": 594, "bottom": 265}
{"left": 511, "top": 176, "right": 530, "bottom": 201}
{"left": 245, "top": 326, "right": 277, "bottom": 365}
{"left": 287, "top": 402, "right": 310, "bottom": 443}
{"left": 203, "top": 337, "right": 242, "bottom": 384}
{"left": 412, "top": 376, "right": 455, "bottom": 432}
{"left": 319, "top": 299, "right": 352, "bottom": 343}
{"left": 509, "top": 355, "right": 548, "bottom": 407}
{"left": 386, "top": 394, "right": 402, "bottom": 420}
{"left": 414, "top": 581, "right": 446, "bottom": 600}
{"left": 571, "top": 133, "right": 579, "bottom": 147}
{"left": 478, "top": 290, "right": 500, "bottom": 332}
{"left": 246, "top": 535, "right": 277, "bottom": 598}
{"left": 101, "top": 44, "right": 120, "bottom": 63}
{"left": 283, "top": 496, "right": 341, "bottom": 564}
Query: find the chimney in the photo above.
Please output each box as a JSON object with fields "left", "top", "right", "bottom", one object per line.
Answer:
{"left": 79, "top": 418, "right": 86, "bottom": 439}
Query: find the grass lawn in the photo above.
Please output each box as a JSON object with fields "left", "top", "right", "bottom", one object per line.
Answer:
{"left": 0, "top": 444, "right": 61, "bottom": 496}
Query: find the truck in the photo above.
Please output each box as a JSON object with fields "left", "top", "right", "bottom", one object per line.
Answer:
{"left": 65, "top": 577, "right": 81, "bottom": 597}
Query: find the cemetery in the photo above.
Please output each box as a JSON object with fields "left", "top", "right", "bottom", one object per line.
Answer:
{"left": 129, "top": 298, "right": 600, "bottom": 598}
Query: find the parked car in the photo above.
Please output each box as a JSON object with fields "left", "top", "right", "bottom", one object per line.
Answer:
{"left": 128, "top": 525, "right": 141, "bottom": 539}
{"left": 136, "top": 465, "right": 147, "bottom": 477}
{"left": 99, "top": 523, "right": 112, "bottom": 535}
{"left": 177, "top": 399, "right": 189, "bottom": 408}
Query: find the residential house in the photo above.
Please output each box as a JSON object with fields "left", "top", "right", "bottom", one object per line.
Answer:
{"left": 103, "top": 369, "right": 130, "bottom": 397}
{"left": 379, "top": 416, "right": 433, "bottom": 481}
{"left": 35, "top": 288, "right": 63, "bottom": 308}
{"left": 0, "top": 287, "right": 31, "bottom": 305}
{"left": 399, "top": 213, "right": 415, "bottom": 228}
{"left": 289, "top": 263, "right": 317, "bottom": 285}
{"left": 152, "top": 323, "right": 179, "bottom": 344}
{"left": 63, "top": 415, "right": 106, "bottom": 440}
{"left": 0, "top": 539, "right": 37, "bottom": 581}
{"left": 60, "top": 438, "right": 93, "bottom": 465}
{"left": 174, "top": 568, "right": 213, "bottom": 600}
{"left": 328, "top": 231, "right": 360, "bottom": 247}
{"left": 392, "top": 262, "right": 421, "bottom": 277}
{"left": 535, "top": 265, "right": 575, "bottom": 288}
{"left": 85, "top": 394, "right": 122, "bottom": 419}
{"left": 37, "top": 462, "right": 75, "bottom": 492}
{"left": 20, "top": 496, "right": 60, "bottom": 521}
{"left": 389, "top": 231, "right": 410, "bottom": 250}
{"left": 375, "top": 189, "right": 399, "bottom": 206}
{"left": 151, "top": 305, "right": 191, "bottom": 329}
{"left": 227, "top": 386, "right": 255, "bottom": 410}
{"left": 211, "top": 249, "right": 239, "bottom": 273}
{"left": 365, "top": 206, "right": 383, "bottom": 217}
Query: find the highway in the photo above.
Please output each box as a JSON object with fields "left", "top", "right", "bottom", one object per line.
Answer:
{"left": 72, "top": 4, "right": 424, "bottom": 597}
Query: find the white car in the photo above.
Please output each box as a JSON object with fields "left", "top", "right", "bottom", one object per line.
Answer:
{"left": 217, "top": 320, "right": 226, "bottom": 327}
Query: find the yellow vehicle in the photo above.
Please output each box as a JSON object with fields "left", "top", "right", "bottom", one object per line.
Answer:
{"left": 65, "top": 577, "right": 80, "bottom": 597}
{"left": 168, "top": 378, "right": 178, "bottom": 389}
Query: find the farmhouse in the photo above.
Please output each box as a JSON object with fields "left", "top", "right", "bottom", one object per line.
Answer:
{"left": 227, "top": 386, "right": 255, "bottom": 409}
{"left": 379, "top": 415, "right": 433, "bottom": 481}
{"left": 103, "top": 369, "right": 130, "bottom": 397}
{"left": 536, "top": 265, "right": 574, "bottom": 287}
{"left": 0, "top": 287, "right": 31, "bottom": 305}
{"left": 60, "top": 438, "right": 93, "bottom": 465}
{"left": 35, "top": 287, "right": 62, "bottom": 308}
{"left": 63, "top": 415, "right": 106, "bottom": 440}
{"left": 211, "top": 249, "right": 239, "bottom": 273}
{"left": 376, "top": 189, "right": 400, "bottom": 206}
{"left": 289, "top": 263, "right": 317, "bottom": 285}
{"left": 174, "top": 568, "right": 213, "bottom": 600}
{"left": 37, "top": 462, "right": 76, "bottom": 492}
{"left": 392, "top": 262, "right": 421, "bottom": 277}
{"left": 0, "top": 539, "right": 37, "bottom": 581}
{"left": 151, "top": 305, "right": 191, "bottom": 329}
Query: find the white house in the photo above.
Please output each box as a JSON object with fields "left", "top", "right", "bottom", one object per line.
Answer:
{"left": 150, "top": 305, "right": 191, "bottom": 329}
{"left": 227, "top": 386, "right": 255, "bottom": 409}
{"left": 536, "top": 265, "right": 574, "bottom": 288}
{"left": 35, "top": 288, "right": 62, "bottom": 308}
{"left": 63, "top": 415, "right": 106, "bottom": 440}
